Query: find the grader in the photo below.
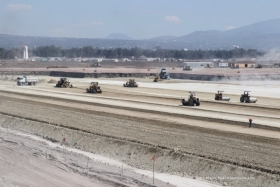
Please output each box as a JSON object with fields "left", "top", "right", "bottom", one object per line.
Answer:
{"left": 123, "top": 79, "right": 138, "bottom": 87}
{"left": 55, "top": 78, "right": 73, "bottom": 88}
{"left": 86, "top": 82, "right": 102, "bottom": 93}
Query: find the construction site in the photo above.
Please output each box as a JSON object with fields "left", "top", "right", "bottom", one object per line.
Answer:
{"left": 0, "top": 61, "right": 280, "bottom": 187}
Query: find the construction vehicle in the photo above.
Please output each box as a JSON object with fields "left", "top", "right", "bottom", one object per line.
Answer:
{"left": 255, "top": 64, "right": 262, "bottom": 68}
{"left": 123, "top": 79, "right": 138, "bottom": 87}
{"left": 17, "top": 76, "right": 38, "bottom": 86}
{"left": 90, "top": 63, "right": 101, "bottom": 67}
{"left": 183, "top": 66, "right": 193, "bottom": 71}
{"left": 240, "top": 91, "right": 257, "bottom": 103}
{"left": 55, "top": 78, "right": 73, "bottom": 88}
{"left": 181, "top": 92, "right": 200, "bottom": 106}
{"left": 159, "top": 68, "right": 171, "bottom": 80}
{"left": 215, "top": 91, "right": 230, "bottom": 101}
{"left": 205, "top": 64, "right": 213, "bottom": 68}
{"left": 86, "top": 82, "right": 102, "bottom": 93}
{"left": 153, "top": 76, "right": 160, "bottom": 82}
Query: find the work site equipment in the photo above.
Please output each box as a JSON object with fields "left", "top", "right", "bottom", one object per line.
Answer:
{"left": 181, "top": 92, "right": 200, "bottom": 106}
{"left": 90, "top": 63, "right": 101, "bottom": 67}
{"left": 153, "top": 76, "right": 160, "bottom": 82}
{"left": 183, "top": 66, "right": 193, "bottom": 71}
{"left": 215, "top": 91, "right": 230, "bottom": 101}
{"left": 159, "top": 68, "right": 171, "bottom": 80}
{"left": 55, "top": 78, "right": 73, "bottom": 88}
{"left": 240, "top": 91, "right": 257, "bottom": 103}
{"left": 86, "top": 82, "right": 102, "bottom": 93}
{"left": 255, "top": 64, "right": 262, "bottom": 68}
{"left": 17, "top": 76, "right": 38, "bottom": 86}
{"left": 205, "top": 64, "right": 213, "bottom": 68}
{"left": 123, "top": 79, "right": 138, "bottom": 87}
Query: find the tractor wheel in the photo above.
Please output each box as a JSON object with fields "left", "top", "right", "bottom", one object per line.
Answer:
{"left": 123, "top": 84, "right": 126, "bottom": 87}
{"left": 100, "top": 89, "right": 102, "bottom": 93}
{"left": 196, "top": 101, "right": 200, "bottom": 106}
{"left": 189, "top": 99, "right": 194, "bottom": 106}
{"left": 240, "top": 97, "right": 244, "bottom": 102}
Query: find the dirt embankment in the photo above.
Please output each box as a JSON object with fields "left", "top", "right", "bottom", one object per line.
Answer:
{"left": 0, "top": 97, "right": 280, "bottom": 187}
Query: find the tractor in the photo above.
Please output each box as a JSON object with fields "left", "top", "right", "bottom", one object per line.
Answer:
{"left": 215, "top": 91, "right": 230, "bottom": 101}
{"left": 153, "top": 76, "right": 160, "bottom": 82}
{"left": 86, "top": 82, "right": 102, "bottom": 93}
{"left": 55, "top": 78, "right": 73, "bottom": 88}
{"left": 123, "top": 79, "right": 138, "bottom": 87}
{"left": 240, "top": 91, "right": 257, "bottom": 103}
{"left": 181, "top": 92, "right": 200, "bottom": 106}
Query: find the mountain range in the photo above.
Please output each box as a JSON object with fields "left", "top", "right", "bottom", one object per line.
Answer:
{"left": 1, "top": 18, "right": 280, "bottom": 50}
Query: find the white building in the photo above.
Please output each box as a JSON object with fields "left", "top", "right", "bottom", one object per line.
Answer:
{"left": 23, "top": 46, "right": 28, "bottom": 60}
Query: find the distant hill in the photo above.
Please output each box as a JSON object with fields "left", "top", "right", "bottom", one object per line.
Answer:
{"left": 104, "top": 33, "right": 132, "bottom": 40}
{"left": 148, "top": 35, "right": 177, "bottom": 41}
{"left": 1, "top": 18, "right": 280, "bottom": 50}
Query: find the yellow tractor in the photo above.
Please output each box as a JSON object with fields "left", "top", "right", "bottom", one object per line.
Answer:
{"left": 55, "top": 78, "right": 73, "bottom": 88}
{"left": 153, "top": 76, "right": 160, "bottom": 82}
{"left": 86, "top": 82, "right": 102, "bottom": 93}
{"left": 123, "top": 79, "right": 138, "bottom": 87}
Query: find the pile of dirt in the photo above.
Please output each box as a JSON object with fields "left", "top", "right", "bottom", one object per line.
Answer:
{"left": 47, "top": 79, "right": 57, "bottom": 83}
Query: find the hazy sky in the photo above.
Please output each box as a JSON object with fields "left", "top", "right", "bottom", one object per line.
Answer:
{"left": 0, "top": 0, "right": 280, "bottom": 39}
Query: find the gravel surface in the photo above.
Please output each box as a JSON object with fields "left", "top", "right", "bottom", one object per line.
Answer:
{"left": 0, "top": 78, "right": 280, "bottom": 186}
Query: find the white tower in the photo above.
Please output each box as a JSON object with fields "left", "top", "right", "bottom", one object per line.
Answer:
{"left": 23, "top": 46, "right": 28, "bottom": 60}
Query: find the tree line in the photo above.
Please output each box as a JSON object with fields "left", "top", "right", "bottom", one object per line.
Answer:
{"left": 0, "top": 45, "right": 264, "bottom": 59}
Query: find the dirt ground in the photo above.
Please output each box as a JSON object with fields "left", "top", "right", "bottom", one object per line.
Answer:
{"left": 0, "top": 76, "right": 280, "bottom": 186}
{"left": 0, "top": 129, "right": 174, "bottom": 187}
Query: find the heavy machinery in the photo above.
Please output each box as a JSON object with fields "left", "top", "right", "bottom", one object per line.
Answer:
{"left": 86, "top": 82, "right": 102, "bottom": 93}
{"left": 205, "top": 64, "right": 213, "bottom": 68}
{"left": 215, "top": 91, "right": 230, "bottom": 101}
{"left": 240, "top": 91, "right": 257, "bottom": 103}
{"left": 153, "top": 76, "right": 160, "bottom": 82}
{"left": 159, "top": 68, "right": 171, "bottom": 80}
{"left": 123, "top": 79, "right": 138, "bottom": 87}
{"left": 183, "top": 66, "right": 193, "bottom": 71}
{"left": 181, "top": 92, "right": 200, "bottom": 106}
{"left": 55, "top": 78, "right": 73, "bottom": 88}
{"left": 17, "top": 76, "right": 38, "bottom": 86}
{"left": 90, "top": 63, "right": 101, "bottom": 67}
{"left": 255, "top": 64, "right": 262, "bottom": 68}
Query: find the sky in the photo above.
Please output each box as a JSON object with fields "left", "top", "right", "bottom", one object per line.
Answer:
{"left": 0, "top": 0, "right": 280, "bottom": 39}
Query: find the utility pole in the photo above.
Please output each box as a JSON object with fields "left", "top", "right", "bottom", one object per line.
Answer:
{"left": 151, "top": 156, "right": 155, "bottom": 184}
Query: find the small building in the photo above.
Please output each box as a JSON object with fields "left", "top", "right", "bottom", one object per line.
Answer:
{"left": 103, "top": 59, "right": 119, "bottom": 62}
{"left": 229, "top": 61, "right": 256, "bottom": 68}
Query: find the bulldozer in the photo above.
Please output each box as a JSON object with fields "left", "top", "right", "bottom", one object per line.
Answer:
{"left": 181, "top": 92, "right": 200, "bottom": 106}
{"left": 240, "top": 91, "right": 257, "bottom": 103}
{"left": 215, "top": 91, "right": 230, "bottom": 101}
{"left": 86, "top": 82, "right": 102, "bottom": 93}
{"left": 123, "top": 79, "right": 138, "bottom": 87}
{"left": 55, "top": 78, "right": 73, "bottom": 88}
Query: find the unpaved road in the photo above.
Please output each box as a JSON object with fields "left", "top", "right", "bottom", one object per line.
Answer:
{"left": 0, "top": 130, "right": 174, "bottom": 187}
{"left": 1, "top": 77, "right": 280, "bottom": 186}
